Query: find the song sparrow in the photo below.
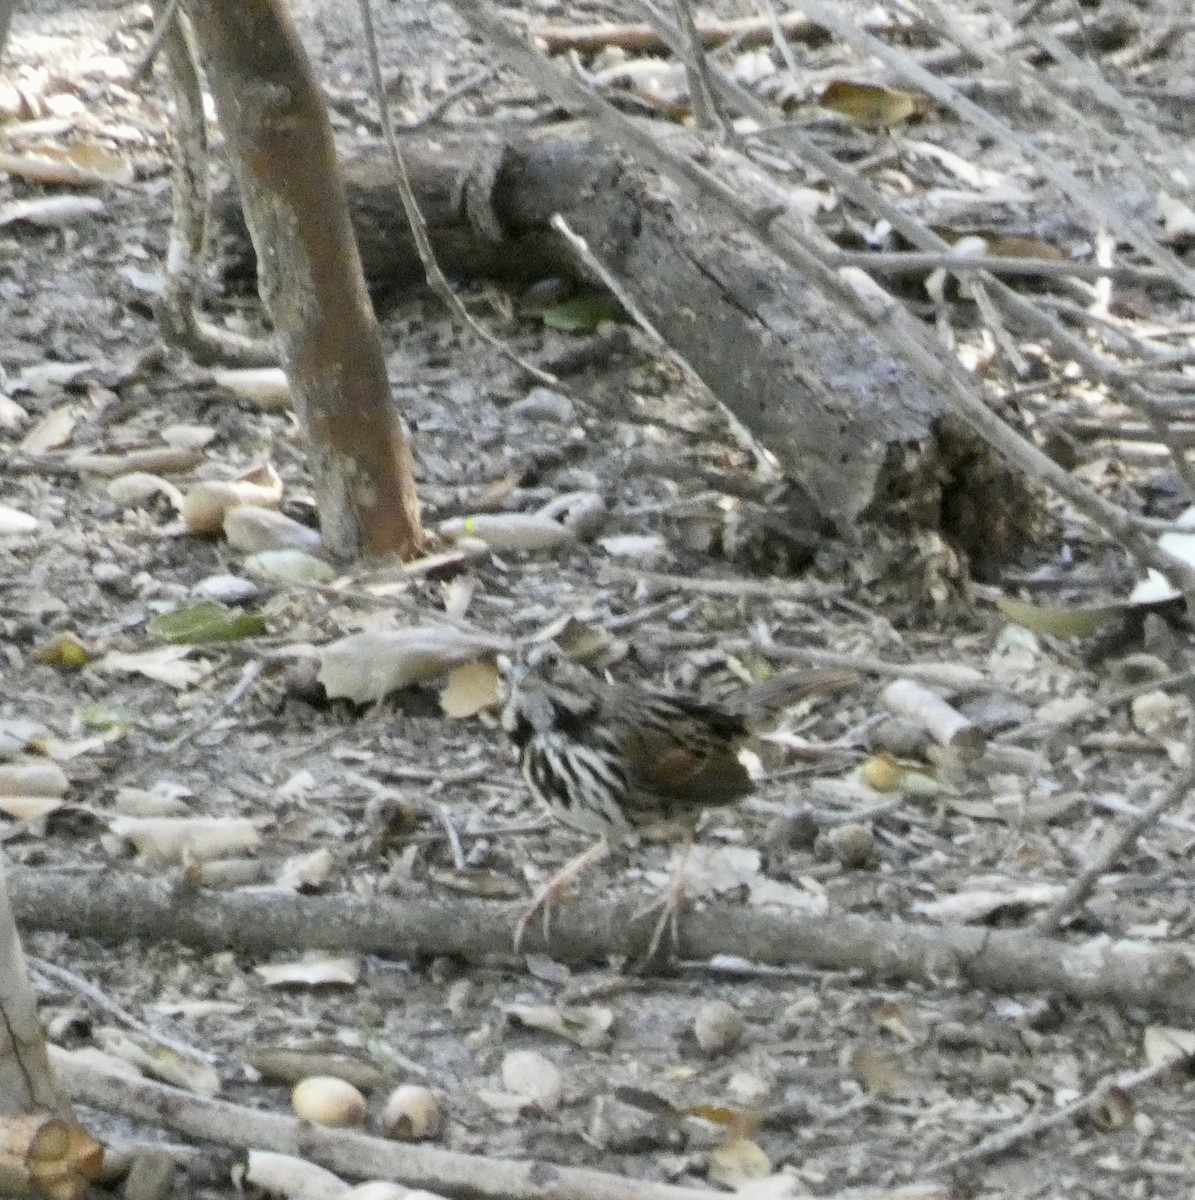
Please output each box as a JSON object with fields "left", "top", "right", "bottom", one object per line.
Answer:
{"left": 501, "top": 654, "right": 855, "bottom": 954}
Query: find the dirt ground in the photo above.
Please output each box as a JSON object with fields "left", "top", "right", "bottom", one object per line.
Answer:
{"left": 3, "top": 0, "right": 1195, "bottom": 1197}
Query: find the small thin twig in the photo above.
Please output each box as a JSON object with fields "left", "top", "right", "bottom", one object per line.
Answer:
{"left": 130, "top": 0, "right": 182, "bottom": 83}
{"left": 437, "top": 804, "right": 468, "bottom": 871}
{"left": 824, "top": 249, "right": 1165, "bottom": 285}
{"left": 355, "top": 0, "right": 560, "bottom": 389}
{"left": 600, "top": 565, "right": 825, "bottom": 601}
{"left": 1088, "top": 791, "right": 1195, "bottom": 838}
{"left": 375, "top": 764, "right": 490, "bottom": 786}
{"left": 29, "top": 957, "right": 219, "bottom": 1067}
{"left": 1035, "top": 764, "right": 1195, "bottom": 934}
{"left": 921, "top": 1059, "right": 1179, "bottom": 1177}
{"left": 406, "top": 67, "right": 496, "bottom": 130}
{"left": 662, "top": 0, "right": 730, "bottom": 136}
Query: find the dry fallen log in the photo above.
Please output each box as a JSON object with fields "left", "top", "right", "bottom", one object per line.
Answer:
{"left": 216, "top": 121, "right": 1034, "bottom": 567}
{"left": 11, "top": 869, "right": 1195, "bottom": 1015}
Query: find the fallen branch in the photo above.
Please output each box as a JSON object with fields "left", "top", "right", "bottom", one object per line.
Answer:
{"left": 52, "top": 1052, "right": 723, "bottom": 1200}
{"left": 53, "top": 1053, "right": 947, "bottom": 1200}
{"left": 11, "top": 869, "right": 1195, "bottom": 1015}
{"left": 920, "top": 1058, "right": 1177, "bottom": 1177}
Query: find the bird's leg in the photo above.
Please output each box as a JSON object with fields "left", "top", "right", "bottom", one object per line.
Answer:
{"left": 513, "top": 837, "right": 610, "bottom": 955}
{"left": 638, "top": 833, "right": 694, "bottom": 963}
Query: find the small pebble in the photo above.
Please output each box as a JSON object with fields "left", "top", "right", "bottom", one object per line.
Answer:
{"left": 501, "top": 1049, "right": 563, "bottom": 1112}
{"left": 192, "top": 573, "right": 260, "bottom": 603}
{"left": 589, "top": 1094, "right": 679, "bottom": 1152}
{"left": 511, "top": 387, "right": 576, "bottom": 424}
{"left": 693, "top": 1000, "right": 744, "bottom": 1055}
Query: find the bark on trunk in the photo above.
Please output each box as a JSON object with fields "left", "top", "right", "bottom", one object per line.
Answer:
{"left": 184, "top": 0, "right": 423, "bottom": 560}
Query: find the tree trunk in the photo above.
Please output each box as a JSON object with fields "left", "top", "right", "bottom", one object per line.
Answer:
{"left": 183, "top": 0, "right": 423, "bottom": 560}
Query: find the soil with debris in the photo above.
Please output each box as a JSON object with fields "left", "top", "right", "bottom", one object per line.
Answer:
{"left": 3, "top": 0, "right": 1195, "bottom": 1197}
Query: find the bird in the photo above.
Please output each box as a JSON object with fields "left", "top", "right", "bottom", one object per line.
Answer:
{"left": 500, "top": 652, "right": 856, "bottom": 957}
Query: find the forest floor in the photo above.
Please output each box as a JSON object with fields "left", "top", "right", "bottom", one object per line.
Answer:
{"left": 3, "top": 0, "right": 1195, "bottom": 1197}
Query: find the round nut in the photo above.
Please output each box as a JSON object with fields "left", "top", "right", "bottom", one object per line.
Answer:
{"left": 820, "top": 822, "right": 877, "bottom": 869}
{"left": 291, "top": 1076, "right": 366, "bottom": 1127}
{"left": 692, "top": 1000, "right": 743, "bottom": 1055}
{"left": 381, "top": 1084, "right": 443, "bottom": 1141}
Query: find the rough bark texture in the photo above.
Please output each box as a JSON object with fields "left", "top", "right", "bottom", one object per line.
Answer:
{"left": 218, "top": 121, "right": 1035, "bottom": 564}
{"left": 0, "top": 860, "right": 70, "bottom": 1117}
{"left": 184, "top": 0, "right": 423, "bottom": 560}
{"left": 12, "top": 869, "right": 1195, "bottom": 1016}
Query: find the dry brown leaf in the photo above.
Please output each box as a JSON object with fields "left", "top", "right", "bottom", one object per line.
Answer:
{"left": 0, "top": 795, "right": 66, "bottom": 821}
{"left": 0, "top": 761, "right": 69, "bottom": 797}
{"left": 507, "top": 1004, "right": 615, "bottom": 1048}
{"left": 706, "top": 1137, "right": 771, "bottom": 1187}
{"left": 66, "top": 447, "right": 205, "bottom": 476}
{"left": 94, "top": 1027, "right": 220, "bottom": 1096}
{"left": 0, "top": 503, "right": 38, "bottom": 534}
{"left": 106, "top": 472, "right": 185, "bottom": 510}
{"left": 819, "top": 80, "right": 930, "bottom": 129}
{"left": 0, "top": 194, "right": 104, "bottom": 226}
{"left": 0, "top": 142, "right": 132, "bottom": 186}
{"left": 223, "top": 504, "right": 321, "bottom": 553}
{"left": 439, "top": 512, "right": 574, "bottom": 551}
{"left": 96, "top": 646, "right": 211, "bottom": 689}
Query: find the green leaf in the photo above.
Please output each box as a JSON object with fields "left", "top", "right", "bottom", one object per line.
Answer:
{"left": 77, "top": 704, "right": 154, "bottom": 731}
{"left": 540, "top": 293, "right": 623, "bottom": 332}
{"left": 994, "top": 596, "right": 1125, "bottom": 637}
{"left": 146, "top": 601, "right": 267, "bottom": 644}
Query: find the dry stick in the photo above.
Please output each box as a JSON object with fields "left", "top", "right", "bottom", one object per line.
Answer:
{"left": 51, "top": 1052, "right": 732, "bottom": 1200}
{"left": 755, "top": 0, "right": 802, "bottom": 76}
{"left": 667, "top": 0, "right": 728, "bottom": 135}
{"left": 518, "top": 10, "right": 826, "bottom": 55}
{"left": 550, "top": 213, "right": 766, "bottom": 464}
{"left": 903, "top": 0, "right": 1195, "bottom": 499}
{"left": 12, "top": 869, "right": 1195, "bottom": 1014}
{"left": 406, "top": 66, "right": 497, "bottom": 130}
{"left": 920, "top": 1058, "right": 1178, "bottom": 1178}
{"left": 28, "top": 957, "right": 218, "bottom": 1068}
{"left": 130, "top": 0, "right": 183, "bottom": 82}
{"left": 1034, "top": 763, "right": 1195, "bottom": 935}
{"left": 1089, "top": 791, "right": 1195, "bottom": 838}
{"left": 787, "top": 0, "right": 1195, "bottom": 297}
{"left": 988, "top": 0, "right": 1185, "bottom": 176}
{"left": 919, "top": 0, "right": 1170, "bottom": 190}
{"left": 354, "top": 0, "right": 559, "bottom": 390}
{"left": 599, "top": 565, "right": 825, "bottom": 601}
{"left": 825, "top": 250, "right": 1165, "bottom": 286}
{"left": 97, "top": 659, "right": 263, "bottom": 798}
